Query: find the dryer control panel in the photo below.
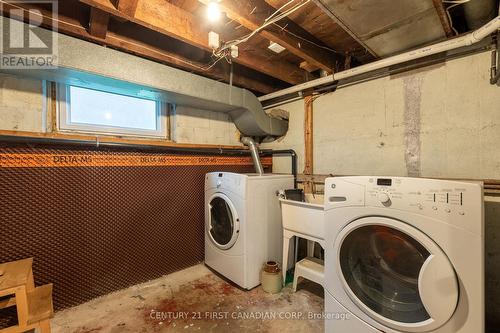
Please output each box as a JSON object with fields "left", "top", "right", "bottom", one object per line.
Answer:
{"left": 324, "top": 176, "right": 483, "bottom": 234}
{"left": 205, "top": 172, "right": 245, "bottom": 198}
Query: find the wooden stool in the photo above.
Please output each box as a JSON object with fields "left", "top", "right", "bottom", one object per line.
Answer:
{"left": 0, "top": 258, "right": 53, "bottom": 333}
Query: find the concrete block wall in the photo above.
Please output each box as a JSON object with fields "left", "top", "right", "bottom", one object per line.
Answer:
{"left": 173, "top": 106, "right": 241, "bottom": 145}
{"left": 0, "top": 74, "right": 240, "bottom": 146}
{"left": 0, "top": 74, "right": 45, "bottom": 132}
{"left": 263, "top": 51, "right": 500, "bottom": 179}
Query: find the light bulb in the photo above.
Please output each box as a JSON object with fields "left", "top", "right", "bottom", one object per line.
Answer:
{"left": 207, "top": 1, "right": 221, "bottom": 22}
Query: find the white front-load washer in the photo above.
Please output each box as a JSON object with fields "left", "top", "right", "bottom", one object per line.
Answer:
{"left": 205, "top": 172, "right": 294, "bottom": 289}
{"left": 323, "top": 176, "right": 484, "bottom": 333}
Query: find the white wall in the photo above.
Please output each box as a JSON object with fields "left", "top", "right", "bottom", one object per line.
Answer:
{"left": 0, "top": 74, "right": 240, "bottom": 145}
{"left": 174, "top": 106, "right": 240, "bottom": 145}
{"left": 263, "top": 51, "right": 500, "bottom": 179}
{"left": 0, "top": 74, "right": 45, "bottom": 132}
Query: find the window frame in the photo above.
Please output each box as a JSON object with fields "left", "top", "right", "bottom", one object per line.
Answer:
{"left": 57, "top": 84, "right": 168, "bottom": 138}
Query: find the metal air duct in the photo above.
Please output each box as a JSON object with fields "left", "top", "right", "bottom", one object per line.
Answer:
{"left": 0, "top": 17, "right": 288, "bottom": 139}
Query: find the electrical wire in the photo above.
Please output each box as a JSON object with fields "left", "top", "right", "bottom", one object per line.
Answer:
{"left": 3, "top": 0, "right": 337, "bottom": 76}
{"left": 0, "top": 0, "right": 228, "bottom": 73}
{"left": 212, "top": 0, "right": 357, "bottom": 65}
{"left": 265, "top": 0, "right": 296, "bottom": 23}
{"left": 202, "top": 53, "right": 227, "bottom": 71}
{"left": 272, "top": 22, "right": 342, "bottom": 54}
{"left": 4, "top": 0, "right": 305, "bottom": 74}
{"left": 214, "top": 0, "right": 311, "bottom": 57}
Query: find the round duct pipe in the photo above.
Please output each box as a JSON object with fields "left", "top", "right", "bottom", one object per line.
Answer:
{"left": 241, "top": 136, "right": 264, "bottom": 175}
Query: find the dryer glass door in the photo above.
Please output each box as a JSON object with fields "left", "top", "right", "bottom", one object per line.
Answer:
{"left": 336, "top": 217, "right": 459, "bottom": 332}
{"left": 208, "top": 195, "right": 239, "bottom": 250}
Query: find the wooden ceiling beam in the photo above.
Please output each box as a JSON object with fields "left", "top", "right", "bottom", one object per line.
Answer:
{"left": 299, "top": 61, "right": 320, "bottom": 73}
{"left": 114, "top": 0, "right": 139, "bottom": 17}
{"left": 0, "top": 2, "right": 276, "bottom": 94}
{"left": 89, "top": 7, "right": 110, "bottom": 38}
{"left": 80, "top": 0, "right": 309, "bottom": 85}
{"left": 215, "top": 0, "right": 337, "bottom": 73}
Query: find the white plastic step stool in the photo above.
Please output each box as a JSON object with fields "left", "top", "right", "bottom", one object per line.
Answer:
{"left": 292, "top": 257, "right": 325, "bottom": 292}
{"left": 280, "top": 198, "right": 326, "bottom": 283}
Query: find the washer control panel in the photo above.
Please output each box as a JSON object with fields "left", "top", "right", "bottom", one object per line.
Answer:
{"left": 365, "top": 177, "right": 469, "bottom": 212}
{"left": 325, "top": 176, "right": 483, "bottom": 234}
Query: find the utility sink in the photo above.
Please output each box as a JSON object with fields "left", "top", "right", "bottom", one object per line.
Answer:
{"left": 279, "top": 194, "right": 325, "bottom": 241}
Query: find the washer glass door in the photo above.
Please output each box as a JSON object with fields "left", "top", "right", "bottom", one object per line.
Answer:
{"left": 337, "top": 217, "right": 459, "bottom": 332}
{"left": 208, "top": 194, "right": 239, "bottom": 250}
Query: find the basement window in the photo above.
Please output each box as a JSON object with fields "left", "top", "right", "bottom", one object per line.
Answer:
{"left": 58, "top": 85, "right": 167, "bottom": 137}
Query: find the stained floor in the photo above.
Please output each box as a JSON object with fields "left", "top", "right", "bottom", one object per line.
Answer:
{"left": 52, "top": 264, "right": 324, "bottom": 333}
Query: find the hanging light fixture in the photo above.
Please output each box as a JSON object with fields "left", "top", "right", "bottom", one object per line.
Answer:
{"left": 206, "top": 1, "right": 221, "bottom": 22}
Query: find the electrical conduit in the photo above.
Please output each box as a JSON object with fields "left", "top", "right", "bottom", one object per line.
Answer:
{"left": 259, "top": 15, "right": 500, "bottom": 102}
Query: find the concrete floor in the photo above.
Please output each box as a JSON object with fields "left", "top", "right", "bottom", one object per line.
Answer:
{"left": 52, "top": 264, "right": 324, "bottom": 333}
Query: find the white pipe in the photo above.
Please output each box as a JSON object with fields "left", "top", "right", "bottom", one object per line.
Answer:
{"left": 259, "top": 15, "right": 500, "bottom": 102}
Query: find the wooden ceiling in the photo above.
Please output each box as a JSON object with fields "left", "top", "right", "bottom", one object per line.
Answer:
{"left": 0, "top": 0, "right": 450, "bottom": 95}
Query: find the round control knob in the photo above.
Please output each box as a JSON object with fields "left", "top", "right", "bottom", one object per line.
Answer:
{"left": 378, "top": 192, "right": 391, "bottom": 205}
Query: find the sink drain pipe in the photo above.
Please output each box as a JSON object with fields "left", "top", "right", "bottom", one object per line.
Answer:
{"left": 261, "top": 149, "right": 298, "bottom": 188}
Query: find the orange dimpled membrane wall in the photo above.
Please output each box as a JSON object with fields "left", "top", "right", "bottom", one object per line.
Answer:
{"left": 0, "top": 143, "right": 271, "bottom": 310}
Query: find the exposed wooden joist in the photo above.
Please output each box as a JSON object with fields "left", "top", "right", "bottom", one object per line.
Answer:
{"left": 109, "top": 27, "right": 277, "bottom": 93}
{"left": 89, "top": 7, "right": 110, "bottom": 38}
{"left": 115, "top": 0, "right": 139, "bottom": 17}
{"left": 80, "top": 0, "right": 309, "bottom": 85}
{"left": 311, "top": 0, "right": 378, "bottom": 58}
{"left": 0, "top": 3, "right": 276, "bottom": 94}
{"left": 431, "top": 0, "right": 455, "bottom": 37}
{"left": 300, "top": 61, "right": 320, "bottom": 73}
{"left": 214, "top": 0, "right": 337, "bottom": 73}
{"left": 107, "top": 31, "right": 277, "bottom": 94}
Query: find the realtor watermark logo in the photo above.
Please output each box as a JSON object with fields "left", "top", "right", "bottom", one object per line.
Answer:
{"left": 0, "top": 0, "right": 58, "bottom": 69}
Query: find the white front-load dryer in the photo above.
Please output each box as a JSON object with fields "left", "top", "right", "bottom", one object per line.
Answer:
{"left": 205, "top": 172, "right": 294, "bottom": 289}
{"left": 323, "top": 176, "right": 484, "bottom": 333}
{"left": 205, "top": 172, "right": 245, "bottom": 287}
